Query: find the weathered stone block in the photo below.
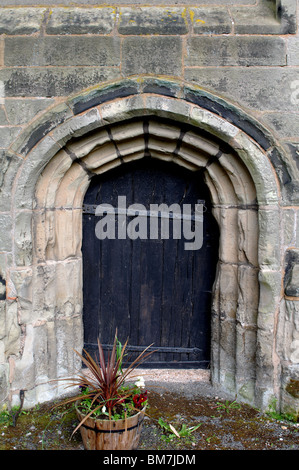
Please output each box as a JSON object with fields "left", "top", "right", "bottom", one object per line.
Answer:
{"left": 283, "top": 300, "right": 299, "bottom": 363}
{"left": 122, "top": 37, "right": 182, "bottom": 76}
{"left": 284, "top": 249, "right": 299, "bottom": 297}
{"left": 237, "top": 209, "right": 258, "bottom": 266}
{"left": 258, "top": 270, "right": 282, "bottom": 329}
{"left": 218, "top": 262, "right": 238, "bottom": 320}
{"left": 0, "top": 363, "right": 9, "bottom": 404}
{"left": 83, "top": 142, "right": 118, "bottom": 170}
{"left": 112, "top": 119, "right": 145, "bottom": 142}
{"left": 236, "top": 324, "right": 257, "bottom": 392}
{"left": 55, "top": 260, "right": 82, "bottom": 318}
{"left": 184, "top": 87, "right": 276, "bottom": 153}
{"left": 190, "top": 7, "right": 232, "bottom": 34}
{"left": 267, "top": 147, "right": 294, "bottom": 191}
{"left": 0, "top": 0, "right": 258, "bottom": 5}
{"left": 282, "top": 209, "right": 296, "bottom": 247}
{"left": 5, "top": 301, "right": 20, "bottom": 358}
{"left": 237, "top": 265, "right": 259, "bottom": 325}
{"left": 182, "top": 127, "right": 219, "bottom": 156}
{"left": 34, "top": 149, "right": 73, "bottom": 211}
{"left": 0, "top": 302, "right": 6, "bottom": 343}
{"left": 142, "top": 74, "right": 182, "bottom": 93}
{"left": 5, "top": 37, "right": 121, "bottom": 67}
{"left": 43, "top": 321, "right": 57, "bottom": 382}
{"left": 14, "top": 212, "right": 33, "bottom": 267}
{"left": 231, "top": 133, "right": 278, "bottom": 205}
{"left": 9, "top": 268, "right": 32, "bottom": 313}
{"left": 0, "top": 276, "right": 5, "bottom": 302}
{"left": 32, "top": 264, "right": 56, "bottom": 323}
{"left": 0, "top": 38, "right": 3, "bottom": 68}
{"left": 262, "top": 112, "right": 299, "bottom": 139}
{"left": 212, "top": 208, "right": 238, "bottom": 263}
{"left": 0, "top": 126, "right": 22, "bottom": 149}
{"left": 219, "top": 319, "right": 237, "bottom": 374}
{"left": 145, "top": 95, "right": 192, "bottom": 125}
{"left": 0, "top": 152, "right": 23, "bottom": 212}
{"left": 280, "top": 364, "right": 299, "bottom": 420}
{"left": 118, "top": 7, "right": 188, "bottom": 35}
{"left": 258, "top": 209, "right": 281, "bottom": 268}
{"left": 0, "top": 8, "right": 46, "bottom": 35}
{"left": 46, "top": 7, "right": 115, "bottom": 35}
{"left": 0, "top": 215, "right": 12, "bottom": 252}
{"left": 231, "top": 2, "right": 282, "bottom": 34}
{"left": 217, "top": 370, "right": 236, "bottom": 395}
{"left": 33, "top": 322, "right": 51, "bottom": 382}
{"left": 219, "top": 153, "right": 257, "bottom": 206}
{"left": 100, "top": 94, "right": 146, "bottom": 125}
{"left": 219, "top": 343, "right": 236, "bottom": 386}
{"left": 256, "top": 328, "right": 275, "bottom": 378}
{"left": 46, "top": 209, "right": 83, "bottom": 260}
{"left": 12, "top": 323, "right": 34, "bottom": 391}
{"left": 54, "top": 164, "right": 89, "bottom": 209}
{"left": 50, "top": 107, "right": 102, "bottom": 148}
{"left": 184, "top": 68, "right": 299, "bottom": 113}
{"left": 174, "top": 140, "right": 208, "bottom": 168}
{"left": 14, "top": 137, "right": 62, "bottom": 210}
{"left": 279, "top": 0, "right": 297, "bottom": 34}
{"left": 12, "top": 103, "right": 72, "bottom": 157}
{"left": 55, "top": 316, "right": 82, "bottom": 378}
{"left": 280, "top": 145, "right": 299, "bottom": 205}
{"left": 0, "top": 67, "right": 121, "bottom": 98}
{"left": 4, "top": 98, "right": 55, "bottom": 126}
{"left": 65, "top": 127, "right": 110, "bottom": 160}
{"left": 0, "top": 254, "right": 7, "bottom": 284}
{"left": 236, "top": 379, "right": 256, "bottom": 404}
{"left": 32, "top": 211, "right": 48, "bottom": 263}
{"left": 0, "top": 107, "right": 9, "bottom": 126}
{"left": 69, "top": 78, "right": 139, "bottom": 115}
{"left": 288, "top": 37, "right": 299, "bottom": 66}
{"left": 190, "top": 107, "right": 239, "bottom": 143}
{"left": 206, "top": 161, "right": 238, "bottom": 205}
{"left": 185, "top": 37, "right": 286, "bottom": 67}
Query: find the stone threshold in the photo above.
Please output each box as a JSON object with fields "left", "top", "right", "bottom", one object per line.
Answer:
{"left": 82, "top": 367, "right": 210, "bottom": 384}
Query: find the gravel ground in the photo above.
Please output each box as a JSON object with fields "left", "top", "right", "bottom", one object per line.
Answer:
{"left": 0, "top": 370, "right": 298, "bottom": 453}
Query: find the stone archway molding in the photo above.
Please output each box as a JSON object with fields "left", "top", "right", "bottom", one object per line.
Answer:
{"left": 3, "top": 76, "right": 284, "bottom": 411}
{"left": 9, "top": 76, "right": 282, "bottom": 211}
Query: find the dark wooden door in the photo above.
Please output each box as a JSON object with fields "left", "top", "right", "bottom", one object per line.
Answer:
{"left": 82, "top": 159, "right": 219, "bottom": 368}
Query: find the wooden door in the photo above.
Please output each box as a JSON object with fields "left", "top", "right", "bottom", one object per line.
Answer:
{"left": 82, "top": 159, "right": 219, "bottom": 368}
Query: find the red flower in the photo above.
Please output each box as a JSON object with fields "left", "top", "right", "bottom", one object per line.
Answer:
{"left": 133, "top": 391, "right": 148, "bottom": 408}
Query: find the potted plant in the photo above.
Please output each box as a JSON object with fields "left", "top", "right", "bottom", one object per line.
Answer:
{"left": 55, "top": 332, "right": 153, "bottom": 450}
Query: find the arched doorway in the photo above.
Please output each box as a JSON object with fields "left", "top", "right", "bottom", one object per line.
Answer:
{"left": 82, "top": 158, "right": 219, "bottom": 368}
{"left": 4, "top": 77, "right": 284, "bottom": 410}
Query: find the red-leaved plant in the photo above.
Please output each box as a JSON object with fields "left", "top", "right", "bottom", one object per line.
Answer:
{"left": 54, "top": 331, "right": 154, "bottom": 435}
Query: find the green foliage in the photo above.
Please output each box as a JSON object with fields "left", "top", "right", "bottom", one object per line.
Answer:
{"left": 0, "top": 407, "right": 11, "bottom": 425}
{"left": 215, "top": 400, "right": 241, "bottom": 414}
{"left": 78, "top": 383, "right": 145, "bottom": 421}
{"left": 0, "top": 405, "right": 28, "bottom": 426}
{"left": 266, "top": 398, "right": 298, "bottom": 423}
{"left": 116, "top": 337, "right": 126, "bottom": 374}
{"left": 158, "top": 417, "right": 201, "bottom": 442}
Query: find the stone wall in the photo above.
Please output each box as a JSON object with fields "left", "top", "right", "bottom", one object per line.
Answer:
{"left": 0, "top": 0, "right": 298, "bottom": 419}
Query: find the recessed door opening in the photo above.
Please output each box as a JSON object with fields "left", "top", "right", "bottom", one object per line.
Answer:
{"left": 82, "top": 159, "right": 219, "bottom": 369}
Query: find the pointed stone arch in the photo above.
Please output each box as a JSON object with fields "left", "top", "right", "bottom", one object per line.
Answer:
{"left": 5, "top": 77, "right": 283, "bottom": 409}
